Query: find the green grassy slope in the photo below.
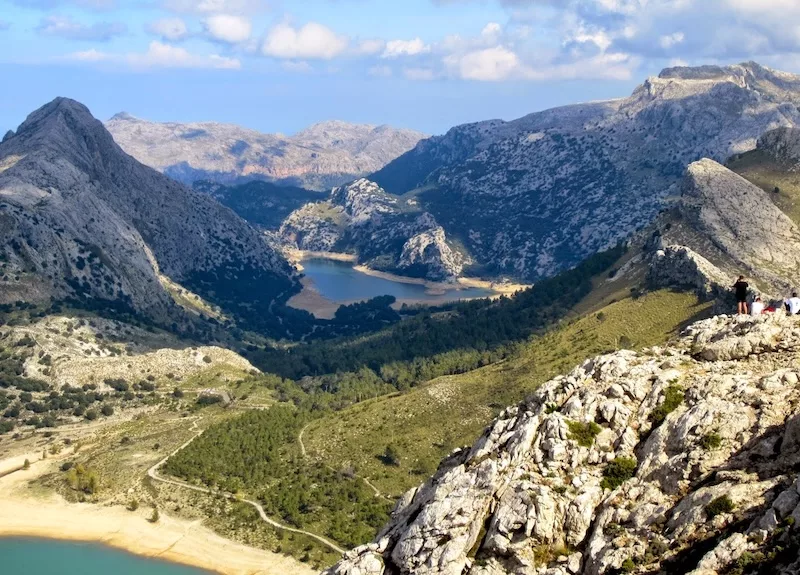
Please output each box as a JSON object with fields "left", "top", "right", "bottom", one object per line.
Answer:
{"left": 727, "top": 149, "right": 800, "bottom": 226}
{"left": 302, "top": 289, "right": 711, "bottom": 498}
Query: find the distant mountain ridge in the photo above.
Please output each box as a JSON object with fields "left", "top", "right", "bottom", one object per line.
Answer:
{"left": 105, "top": 114, "right": 426, "bottom": 191}
{"left": 371, "top": 61, "right": 800, "bottom": 282}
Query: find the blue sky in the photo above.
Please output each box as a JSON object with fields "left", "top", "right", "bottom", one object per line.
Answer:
{"left": 2, "top": 0, "right": 800, "bottom": 135}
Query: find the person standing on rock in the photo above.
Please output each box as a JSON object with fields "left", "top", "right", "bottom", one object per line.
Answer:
{"left": 733, "top": 276, "right": 749, "bottom": 315}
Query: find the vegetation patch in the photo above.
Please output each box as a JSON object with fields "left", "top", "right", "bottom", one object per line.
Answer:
{"left": 650, "top": 384, "right": 685, "bottom": 427}
{"left": 567, "top": 420, "right": 603, "bottom": 447}
{"left": 601, "top": 457, "right": 637, "bottom": 491}
{"left": 705, "top": 495, "right": 735, "bottom": 519}
{"left": 699, "top": 432, "right": 722, "bottom": 451}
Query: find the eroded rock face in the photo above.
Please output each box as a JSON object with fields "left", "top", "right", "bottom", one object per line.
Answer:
{"left": 280, "top": 179, "right": 466, "bottom": 281}
{"left": 326, "top": 313, "right": 800, "bottom": 575}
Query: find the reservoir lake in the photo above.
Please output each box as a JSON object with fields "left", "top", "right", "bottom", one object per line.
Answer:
{"left": 300, "top": 258, "right": 493, "bottom": 305}
{"left": 0, "top": 537, "right": 212, "bottom": 575}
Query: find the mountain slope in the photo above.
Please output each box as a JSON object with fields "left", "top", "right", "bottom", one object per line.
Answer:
{"left": 371, "top": 62, "right": 800, "bottom": 282}
{"left": 105, "top": 115, "right": 426, "bottom": 191}
{"left": 0, "top": 98, "right": 297, "bottom": 328}
{"left": 327, "top": 313, "right": 800, "bottom": 575}
{"left": 280, "top": 179, "right": 467, "bottom": 280}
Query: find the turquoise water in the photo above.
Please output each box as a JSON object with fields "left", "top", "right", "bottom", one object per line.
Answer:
{"left": 0, "top": 537, "right": 212, "bottom": 575}
{"left": 301, "top": 258, "right": 492, "bottom": 305}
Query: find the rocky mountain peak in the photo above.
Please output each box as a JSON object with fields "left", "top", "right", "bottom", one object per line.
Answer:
{"left": 109, "top": 111, "right": 138, "bottom": 122}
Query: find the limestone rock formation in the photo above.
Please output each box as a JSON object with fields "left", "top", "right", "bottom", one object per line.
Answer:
{"left": 280, "top": 179, "right": 467, "bottom": 281}
{"left": 0, "top": 98, "right": 296, "bottom": 322}
{"left": 652, "top": 158, "right": 800, "bottom": 297}
{"left": 327, "top": 312, "right": 800, "bottom": 575}
{"left": 372, "top": 62, "right": 800, "bottom": 282}
{"left": 105, "top": 115, "right": 426, "bottom": 191}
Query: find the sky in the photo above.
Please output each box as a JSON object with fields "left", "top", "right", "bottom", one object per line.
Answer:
{"left": 2, "top": 0, "right": 800, "bottom": 136}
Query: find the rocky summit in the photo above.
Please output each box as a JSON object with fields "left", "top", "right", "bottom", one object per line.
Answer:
{"left": 371, "top": 62, "right": 800, "bottom": 282}
{"left": 105, "top": 114, "right": 426, "bottom": 191}
{"left": 280, "top": 179, "right": 467, "bottom": 281}
{"left": 0, "top": 97, "right": 295, "bottom": 322}
{"left": 327, "top": 312, "right": 800, "bottom": 575}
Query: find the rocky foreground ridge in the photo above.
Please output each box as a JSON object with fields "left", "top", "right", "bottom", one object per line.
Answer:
{"left": 327, "top": 313, "right": 800, "bottom": 574}
{"left": 280, "top": 179, "right": 467, "bottom": 281}
{"left": 106, "top": 114, "right": 426, "bottom": 190}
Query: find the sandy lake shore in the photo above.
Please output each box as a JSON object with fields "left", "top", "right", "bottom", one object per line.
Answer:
{"left": 0, "top": 451, "right": 316, "bottom": 575}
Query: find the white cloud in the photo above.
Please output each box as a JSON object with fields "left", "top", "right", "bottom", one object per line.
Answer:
{"left": 262, "top": 22, "right": 348, "bottom": 60}
{"left": 36, "top": 15, "right": 126, "bottom": 41}
{"left": 357, "top": 39, "right": 385, "bottom": 55}
{"left": 67, "top": 41, "right": 240, "bottom": 70}
{"left": 659, "top": 32, "right": 685, "bottom": 49}
{"left": 204, "top": 14, "right": 251, "bottom": 43}
{"left": 445, "top": 46, "right": 522, "bottom": 81}
{"left": 382, "top": 38, "right": 430, "bottom": 58}
{"left": 11, "top": 0, "right": 117, "bottom": 10}
{"left": 162, "top": 0, "right": 266, "bottom": 14}
{"left": 148, "top": 18, "right": 188, "bottom": 41}
{"left": 481, "top": 22, "right": 502, "bottom": 42}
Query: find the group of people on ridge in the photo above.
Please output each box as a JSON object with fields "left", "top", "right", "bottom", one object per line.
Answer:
{"left": 733, "top": 276, "right": 800, "bottom": 316}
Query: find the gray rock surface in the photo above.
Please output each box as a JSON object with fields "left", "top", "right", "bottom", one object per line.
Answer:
{"left": 653, "top": 158, "right": 800, "bottom": 297}
{"left": 0, "top": 98, "right": 295, "bottom": 319}
{"left": 106, "top": 115, "right": 426, "bottom": 191}
{"left": 280, "top": 179, "right": 467, "bottom": 281}
{"left": 326, "top": 312, "right": 800, "bottom": 575}
{"left": 372, "top": 62, "right": 800, "bottom": 282}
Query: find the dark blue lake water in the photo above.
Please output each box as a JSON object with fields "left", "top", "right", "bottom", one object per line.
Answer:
{"left": 301, "top": 258, "right": 492, "bottom": 304}
{"left": 0, "top": 537, "right": 212, "bottom": 575}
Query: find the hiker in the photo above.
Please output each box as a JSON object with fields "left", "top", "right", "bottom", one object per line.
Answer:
{"left": 751, "top": 296, "right": 765, "bottom": 316}
{"left": 786, "top": 292, "right": 800, "bottom": 315}
{"left": 733, "top": 276, "right": 749, "bottom": 314}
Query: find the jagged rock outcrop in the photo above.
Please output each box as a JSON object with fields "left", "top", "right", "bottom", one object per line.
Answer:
{"left": 327, "top": 313, "right": 800, "bottom": 575}
{"left": 371, "top": 62, "right": 800, "bottom": 282}
{"left": 105, "top": 115, "right": 426, "bottom": 190}
{"left": 652, "top": 158, "right": 800, "bottom": 297}
{"left": 0, "top": 98, "right": 296, "bottom": 321}
{"left": 280, "top": 179, "right": 467, "bottom": 281}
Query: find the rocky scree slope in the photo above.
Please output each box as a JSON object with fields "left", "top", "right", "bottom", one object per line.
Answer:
{"left": 0, "top": 98, "right": 296, "bottom": 320}
{"left": 372, "top": 62, "right": 800, "bottom": 282}
{"left": 106, "top": 114, "right": 426, "bottom": 191}
{"left": 327, "top": 313, "right": 800, "bottom": 575}
{"left": 280, "top": 179, "right": 467, "bottom": 281}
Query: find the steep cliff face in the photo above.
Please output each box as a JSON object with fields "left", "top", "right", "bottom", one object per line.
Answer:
{"left": 0, "top": 98, "right": 296, "bottom": 323}
{"left": 327, "top": 313, "right": 800, "bottom": 575}
{"left": 105, "top": 115, "right": 426, "bottom": 191}
{"left": 280, "top": 179, "right": 467, "bottom": 281}
{"left": 372, "top": 62, "right": 800, "bottom": 282}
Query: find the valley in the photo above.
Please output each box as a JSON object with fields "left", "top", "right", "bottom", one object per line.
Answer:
{"left": 6, "top": 60, "right": 800, "bottom": 575}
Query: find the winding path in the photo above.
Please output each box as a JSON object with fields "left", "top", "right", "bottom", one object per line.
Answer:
{"left": 147, "top": 418, "right": 346, "bottom": 555}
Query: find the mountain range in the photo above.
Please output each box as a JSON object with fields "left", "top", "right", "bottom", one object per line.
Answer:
{"left": 105, "top": 114, "right": 426, "bottom": 191}
{"left": 368, "top": 61, "right": 800, "bottom": 282}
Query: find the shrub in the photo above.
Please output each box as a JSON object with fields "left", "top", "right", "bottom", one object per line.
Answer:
{"left": 104, "top": 378, "right": 129, "bottom": 392}
{"left": 601, "top": 457, "right": 637, "bottom": 491}
{"left": 568, "top": 420, "right": 603, "bottom": 447}
{"left": 203, "top": 355, "right": 212, "bottom": 364}
{"left": 149, "top": 507, "right": 160, "bottom": 523}
{"left": 650, "top": 385, "right": 685, "bottom": 427}
{"left": 84, "top": 409, "right": 98, "bottom": 421}
{"left": 172, "top": 388, "right": 184, "bottom": 398}
{"left": 706, "top": 495, "right": 734, "bottom": 519}
{"left": 127, "top": 499, "right": 139, "bottom": 512}
{"left": 101, "top": 405, "right": 114, "bottom": 417}
{"left": 620, "top": 557, "right": 636, "bottom": 573}
{"left": 699, "top": 432, "right": 722, "bottom": 451}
